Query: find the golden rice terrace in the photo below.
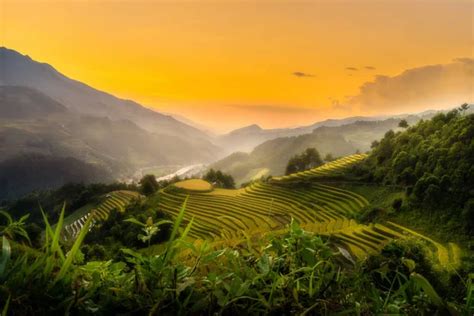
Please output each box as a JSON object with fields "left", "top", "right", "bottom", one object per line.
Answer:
{"left": 158, "top": 154, "right": 461, "bottom": 270}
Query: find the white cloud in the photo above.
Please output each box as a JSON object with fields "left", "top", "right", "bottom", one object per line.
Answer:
{"left": 346, "top": 58, "right": 473, "bottom": 114}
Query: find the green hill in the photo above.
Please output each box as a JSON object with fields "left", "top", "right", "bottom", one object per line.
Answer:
{"left": 211, "top": 117, "right": 423, "bottom": 185}
{"left": 358, "top": 108, "right": 474, "bottom": 234}
{"left": 158, "top": 155, "right": 460, "bottom": 269}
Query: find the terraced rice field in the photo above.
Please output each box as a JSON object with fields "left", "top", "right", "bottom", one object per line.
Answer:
{"left": 272, "top": 153, "right": 367, "bottom": 183}
{"left": 64, "top": 190, "right": 142, "bottom": 239}
{"left": 173, "top": 179, "right": 213, "bottom": 192}
{"left": 158, "top": 155, "right": 460, "bottom": 269}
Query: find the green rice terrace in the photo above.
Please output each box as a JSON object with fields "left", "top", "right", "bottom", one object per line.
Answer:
{"left": 63, "top": 190, "right": 142, "bottom": 239}
{"left": 159, "top": 155, "right": 461, "bottom": 270}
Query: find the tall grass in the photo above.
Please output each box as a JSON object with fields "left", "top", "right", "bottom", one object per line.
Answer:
{"left": 0, "top": 202, "right": 471, "bottom": 315}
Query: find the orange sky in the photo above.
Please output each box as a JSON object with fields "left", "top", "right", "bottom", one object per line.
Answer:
{"left": 2, "top": 0, "right": 473, "bottom": 132}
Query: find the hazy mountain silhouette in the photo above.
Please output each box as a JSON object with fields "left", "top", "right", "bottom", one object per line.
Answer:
{"left": 0, "top": 47, "right": 213, "bottom": 142}
{"left": 217, "top": 116, "right": 395, "bottom": 154}
{"left": 212, "top": 115, "right": 429, "bottom": 184}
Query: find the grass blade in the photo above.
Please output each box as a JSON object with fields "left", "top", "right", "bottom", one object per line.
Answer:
{"left": 0, "top": 236, "right": 11, "bottom": 276}
{"left": 40, "top": 205, "right": 54, "bottom": 248}
{"left": 54, "top": 214, "right": 93, "bottom": 283}
{"left": 163, "top": 196, "right": 188, "bottom": 263}
{"left": 51, "top": 203, "right": 66, "bottom": 261}
{"left": 1, "top": 294, "right": 10, "bottom": 316}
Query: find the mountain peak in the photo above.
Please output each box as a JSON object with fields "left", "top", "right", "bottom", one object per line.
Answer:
{"left": 229, "top": 124, "right": 262, "bottom": 134}
{"left": 0, "top": 46, "right": 35, "bottom": 63}
{"left": 0, "top": 47, "right": 214, "bottom": 142}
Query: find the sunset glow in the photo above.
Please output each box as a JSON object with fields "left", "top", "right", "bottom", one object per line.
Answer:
{"left": 2, "top": 0, "right": 472, "bottom": 131}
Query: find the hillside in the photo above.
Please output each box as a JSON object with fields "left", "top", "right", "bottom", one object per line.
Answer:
{"left": 0, "top": 48, "right": 221, "bottom": 171}
{"left": 216, "top": 114, "right": 437, "bottom": 154}
{"left": 0, "top": 154, "right": 112, "bottom": 200}
{"left": 0, "top": 47, "right": 212, "bottom": 141}
{"left": 212, "top": 117, "right": 421, "bottom": 184}
{"left": 158, "top": 155, "right": 460, "bottom": 269}
{"left": 2, "top": 151, "right": 471, "bottom": 314}
{"left": 0, "top": 86, "right": 219, "bottom": 198}
{"left": 356, "top": 108, "right": 474, "bottom": 234}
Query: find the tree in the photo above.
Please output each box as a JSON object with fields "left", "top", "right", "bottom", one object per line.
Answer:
{"left": 324, "top": 153, "right": 335, "bottom": 162}
{"left": 203, "top": 169, "right": 235, "bottom": 189}
{"left": 285, "top": 148, "right": 323, "bottom": 175}
{"left": 398, "top": 119, "right": 409, "bottom": 128}
{"left": 458, "top": 103, "right": 470, "bottom": 115}
{"left": 139, "top": 174, "right": 159, "bottom": 196}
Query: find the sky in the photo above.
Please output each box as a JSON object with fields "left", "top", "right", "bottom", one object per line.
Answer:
{"left": 1, "top": 0, "right": 473, "bottom": 132}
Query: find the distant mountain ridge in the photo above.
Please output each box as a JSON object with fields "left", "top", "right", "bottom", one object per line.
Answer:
{"left": 0, "top": 47, "right": 211, "bottom": 141}
{"left": 212, "top": 114, "right": 430, "bottom": 184}
{"left": 0, "top": 48, "right": 222, "bottom": 198}
{"left": 217, "top": 115, "right": 412, "bottom": 153}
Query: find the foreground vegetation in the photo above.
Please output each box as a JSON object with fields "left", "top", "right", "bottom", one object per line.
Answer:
{"left": 1, "top": 106, "right": 473, "bottom": 314}
{"left": 1, "top": 204, "right": 472, "bottom": 315}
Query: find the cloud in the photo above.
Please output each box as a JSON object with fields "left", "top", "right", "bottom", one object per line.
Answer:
{"left": 345, "top": 58, "right": 474, "bottom": 114}
{"left": 365, "top": 66, "right": 376, "bottom": 70}
{"left": 292, "top": 71, "right": 315, "bottom": 78}
{"left": 345, "top": 67, "right": 358, "bottom": 71}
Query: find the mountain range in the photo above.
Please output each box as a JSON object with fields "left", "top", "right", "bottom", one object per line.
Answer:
{"left": 0, "top": 47, "right": 221, "bottom": 198}
{"left": 1, "top": 47, "right": 468, "bottom": 198}
{"left": 211, "top": 114, "right": 438, "bottom": 185}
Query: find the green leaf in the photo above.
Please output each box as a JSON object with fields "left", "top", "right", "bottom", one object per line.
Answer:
{"left": 410, "top": 272, "right": 444, "bottom": 307}
{"left": 155, "top": 219, "right": 174, "bottom": 227}
{"left": 179, "top": 217, "right": 194, "bottom": 241}
{"left": 402, "top": 258, "right": 416, "bottom": 272}
{"left": 0, "top": 211, "right": 13, "bottom": 226}
{"left": 163, "top": 196, "right": 188, "bottom": 264}
{"left": 51, "top": 204, "right": 66, "bottom": 261}
{"left": 1, "top": 294, "right": 10, "bottom": 316}
{"left": 40, "top": 206, "right": 54, "bottom": 247}
{"left": 54, "top": 214, "right": 93, "bottom": 283}
{"left": 0, "top": 236, "right": 11, "bottom": 277}
{"left": 124, "top": 217, "right": 146, "bottom": 227}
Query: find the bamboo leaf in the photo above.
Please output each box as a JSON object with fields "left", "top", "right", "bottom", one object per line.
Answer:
{"left": 54, "top": 214, "right": 93, "bottom": 283}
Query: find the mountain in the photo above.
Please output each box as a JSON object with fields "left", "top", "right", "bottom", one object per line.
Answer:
{"left": 0, "top": 154, "right": 112, "bottom": 200}
{"left": 0, "top": 84, "right": 219, "bottom": 198}
{"left": 0, "top": 47, "right": 215, "bottom": 143}
{"left": 0, "top": 85, "right": 219, "bottom": 165}
{"left": 211, "top": 116, "right": 425, "bottom": 184}
{"left": 217, "top": 116, "right": 394, "bottom": 154}
{"left": 0, "top": 85, "right": 67, "bottom": 119}
{"left": 216, "top": 113, "right": 443, "bottom": 154}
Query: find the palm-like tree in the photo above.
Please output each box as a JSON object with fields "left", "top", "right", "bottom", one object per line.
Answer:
{"left": 0, "top": 211, "right": 31, "bottom": 245}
